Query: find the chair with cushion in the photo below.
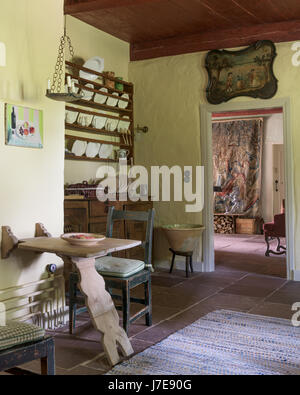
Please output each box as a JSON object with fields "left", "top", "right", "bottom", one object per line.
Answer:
{"left": 0, "top": 321, "right": 55, "bottom": 375}
{"left": 263, "top": 212, "right": 286, "bottom": 256}
{"left": 69, "top": 207, "right": 155, "bottom": 334}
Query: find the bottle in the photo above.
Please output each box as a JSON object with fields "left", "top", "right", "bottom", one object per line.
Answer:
{"left": 11, "top": 107, "right": 16, "bottom": 131}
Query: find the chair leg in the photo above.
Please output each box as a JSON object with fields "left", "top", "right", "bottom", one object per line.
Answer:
{"left": 69, "top": 275, "right": 77, "bottom": 335}
{"left": 189, "top": 256, "right": 194, "bottom": 273}
{"left": 144, "top": 274, "right": 152, "bottom": 327}
{"left": 170, "top": 251, "right": 176, "bottom": 274}
{"left": 122, "top": 282, "right": 130, "bottom": 334}
{"left": 41, "top": 339, "right": 55, "bottom": 375}
{"left": 265, "top": 235, "right": 271, "bottom": 257}
{"left": 276, "top": 237, "right": 281, "bottom": 251}
{"left": 186, "top": 257, "right": 189, "bottom": 278}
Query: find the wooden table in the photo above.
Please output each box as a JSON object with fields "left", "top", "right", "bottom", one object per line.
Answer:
{"left": 18, "top": 237, "right": 142, "bottom": 366}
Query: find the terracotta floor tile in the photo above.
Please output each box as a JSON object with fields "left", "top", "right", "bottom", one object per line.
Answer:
{"left": 196, "top": 292, "right": 263, "bottom": 312}
{"left": 54, "top": 335, "right": 104, "bottom": 370}
{"left": 248, "top": 302, "right": 295, "bottom": 320}
{"left": 266, "top": 288, "right": 300, "bottom": 305}
{"left": 220, "top": 274, "right": 286, "bottom": 298}
{"left": 151, "top": 290, "right": 199, "bottom": 309}
{"left": 133, "top": 321, "right": 179, "bottom": 343}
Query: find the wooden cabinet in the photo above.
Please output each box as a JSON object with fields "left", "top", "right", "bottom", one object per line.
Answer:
{"left": 64, "top": 199, "right": 153, "bottom": 260}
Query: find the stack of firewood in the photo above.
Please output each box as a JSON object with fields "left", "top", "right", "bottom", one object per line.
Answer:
{"left": 214, "top": 215, "right": 234, "bottom": 234}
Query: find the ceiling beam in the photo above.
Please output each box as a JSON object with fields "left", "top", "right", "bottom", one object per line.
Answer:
{"left": 131, "top": 19, "right": 300, "bottom": 61}
{"left": 64, "top": 0, "right": 162, "bottom": 15}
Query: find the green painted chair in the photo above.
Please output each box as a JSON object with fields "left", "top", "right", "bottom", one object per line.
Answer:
{"left": 69, "top": 207, "right": 155, "bottom": 334}
{"left": 0, "top": 321, "right": 55, "bottom": 375}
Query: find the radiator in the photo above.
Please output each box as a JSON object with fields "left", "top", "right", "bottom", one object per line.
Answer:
{"left": 0, "top": 274, "right": 66, "bottom": 330}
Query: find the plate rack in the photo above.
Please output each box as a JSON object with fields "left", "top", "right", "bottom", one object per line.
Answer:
{"left": 64, "top": 61, "right": 134, "bottom": 164}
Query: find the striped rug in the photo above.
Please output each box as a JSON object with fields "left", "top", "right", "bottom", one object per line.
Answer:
{"left": 107, "top": 310, "right": 300, "bottom": 375}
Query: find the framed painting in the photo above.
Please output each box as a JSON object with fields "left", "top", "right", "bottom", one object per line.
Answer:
{"left": 5, "top": 104, "right": 43, "bottom": 148}
{"left": 205, "top": 40, "right": 278, "bottom": 105}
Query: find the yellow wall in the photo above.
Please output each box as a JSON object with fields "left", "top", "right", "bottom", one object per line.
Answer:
{"left": 0, "top": 0, "right": 65, "bottom": 289}
{"left": 129, "top": 42, "right": 300, "bottom": 272}
{"left": 64, "top": 16, "right": 130, "bottom": 184}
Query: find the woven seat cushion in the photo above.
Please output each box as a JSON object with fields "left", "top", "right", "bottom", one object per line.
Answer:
{"left": 0, "top": 321, "right": 45, "bottom": 352}
{"left": 95, "top": 256, "right": 145, "bottom": 278}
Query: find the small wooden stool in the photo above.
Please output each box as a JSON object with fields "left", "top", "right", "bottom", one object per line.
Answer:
{"left": 169, "top": 248, "right": 194, "bottom": 278}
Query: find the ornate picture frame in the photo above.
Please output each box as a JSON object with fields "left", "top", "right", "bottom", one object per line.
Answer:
{"left": 205, "top": 40, "right": 278, "bottom": 105}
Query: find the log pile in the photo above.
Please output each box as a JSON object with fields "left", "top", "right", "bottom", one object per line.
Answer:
{"left": 214, "top": 215, "right": 234, "bottom": 234}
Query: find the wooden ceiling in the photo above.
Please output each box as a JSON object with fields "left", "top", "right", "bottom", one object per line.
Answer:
{"left": 64, "top": 0, "right": 300, "bottom": 60}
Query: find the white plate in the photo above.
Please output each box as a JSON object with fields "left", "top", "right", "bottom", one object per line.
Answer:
{"left": 106, "top": 92, "right": 119, "bottom": 107}
{"left": 118, "top": 93, "right": 130, "bottom": 109}
{"left": 80, "top": 57, "right": 105, "bottom": 81}
{"left": 92, "top": 116, "right": 107, "bottom": 130}
{"left": 99, "top": 144, "right": 113, "bottom": 159}
{"left": 82, "top": 83, "right": 94, "bottom": 101}
{"left": 105, "top": 118, "right": 119, "bottom": 132}
{"left": 94, "top": 88, "right": 108, "bottom": 104}
{"left": 78, "top": 113, "right": 93, "bottom": 127}
{"left": 65, "top": 110, "right": 78, "bottom": 124}
{"left": 118, "top": 116, "right": 131, "bottom": 131}
{"left": 71, "top": 140, "right": 88, "bottom": 157}
{"left": 86, "top": 142, "right": 101, "bottom": 158}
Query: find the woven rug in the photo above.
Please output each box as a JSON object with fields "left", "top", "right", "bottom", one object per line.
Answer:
{"left": 107, "top": 310, "right": 300, "bottom": 375}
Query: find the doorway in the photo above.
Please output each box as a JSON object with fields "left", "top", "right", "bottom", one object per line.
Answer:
{"left": 200, "top": 98, "right": 295, "bottom": 280}
{"left": 212, "top": 109, "right": 286, "bottom": 278}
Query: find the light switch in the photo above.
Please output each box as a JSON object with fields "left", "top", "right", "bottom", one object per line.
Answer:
{"left": 0, "top": 42, "right": 6, "bottom": 67}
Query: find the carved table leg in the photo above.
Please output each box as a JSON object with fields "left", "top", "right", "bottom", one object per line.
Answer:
{"left": 70, "top": 257, "right": 134, "bottom": 366}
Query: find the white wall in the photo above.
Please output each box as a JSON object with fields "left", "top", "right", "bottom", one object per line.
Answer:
{"left": 0, "top": 0, "right": 65, "bottom": 321}
{"left": 261, "top": 113, "right": 284, "bottom": 222}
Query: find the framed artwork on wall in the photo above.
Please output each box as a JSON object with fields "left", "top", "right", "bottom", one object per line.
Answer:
{"left": 205, "top": 40, "right": 278, "bottom": 105}
{"left": 5, "top": 104, "right": 43, "bottom": 148}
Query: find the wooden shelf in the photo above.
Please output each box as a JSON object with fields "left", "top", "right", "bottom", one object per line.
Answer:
{"left": 65, "top": 122, "right": 121, "bottom": 138}
{"left": 65, "top": 60, "right": 134, "bottom": 166}
{"left": 66, "top": 106, "right": 130, "bottom": 123}
{"left": 65, "top": 134, "right": 131, "bottom": 148}
{"left": 65, "top": 61, "right": 133, "bottom": 88}
{"left": 65, "top": 154, "right": 118, "bottom": 163}
{"left": 65, "top": 73, "right": 132, "bottom": 103}
{"left": 73, "top": 99, "right": 132, "bottom": 116}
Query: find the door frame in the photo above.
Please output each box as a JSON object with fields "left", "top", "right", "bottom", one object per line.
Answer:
{"left": 272, "top": 144, "right": 285, "bottom": 218}
{"left": 200, "top": 97, "right": 295, "bottom": 280}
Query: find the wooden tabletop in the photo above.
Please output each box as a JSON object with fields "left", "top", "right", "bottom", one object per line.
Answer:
{"left": 18, "top": 237, "right": 141, "bottom": 258}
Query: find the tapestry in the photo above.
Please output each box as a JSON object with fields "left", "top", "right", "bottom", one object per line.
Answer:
{"left": 213, "top": 118, "right": 263, "bottom": 217}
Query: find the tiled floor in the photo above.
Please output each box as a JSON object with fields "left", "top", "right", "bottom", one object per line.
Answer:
{"left": 4, "top": 234, "right": 299, "bottom": 375}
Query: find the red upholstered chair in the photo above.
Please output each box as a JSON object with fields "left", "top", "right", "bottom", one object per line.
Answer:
{"left": 263, "top": 213, "right": 286, "bottom": 256}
